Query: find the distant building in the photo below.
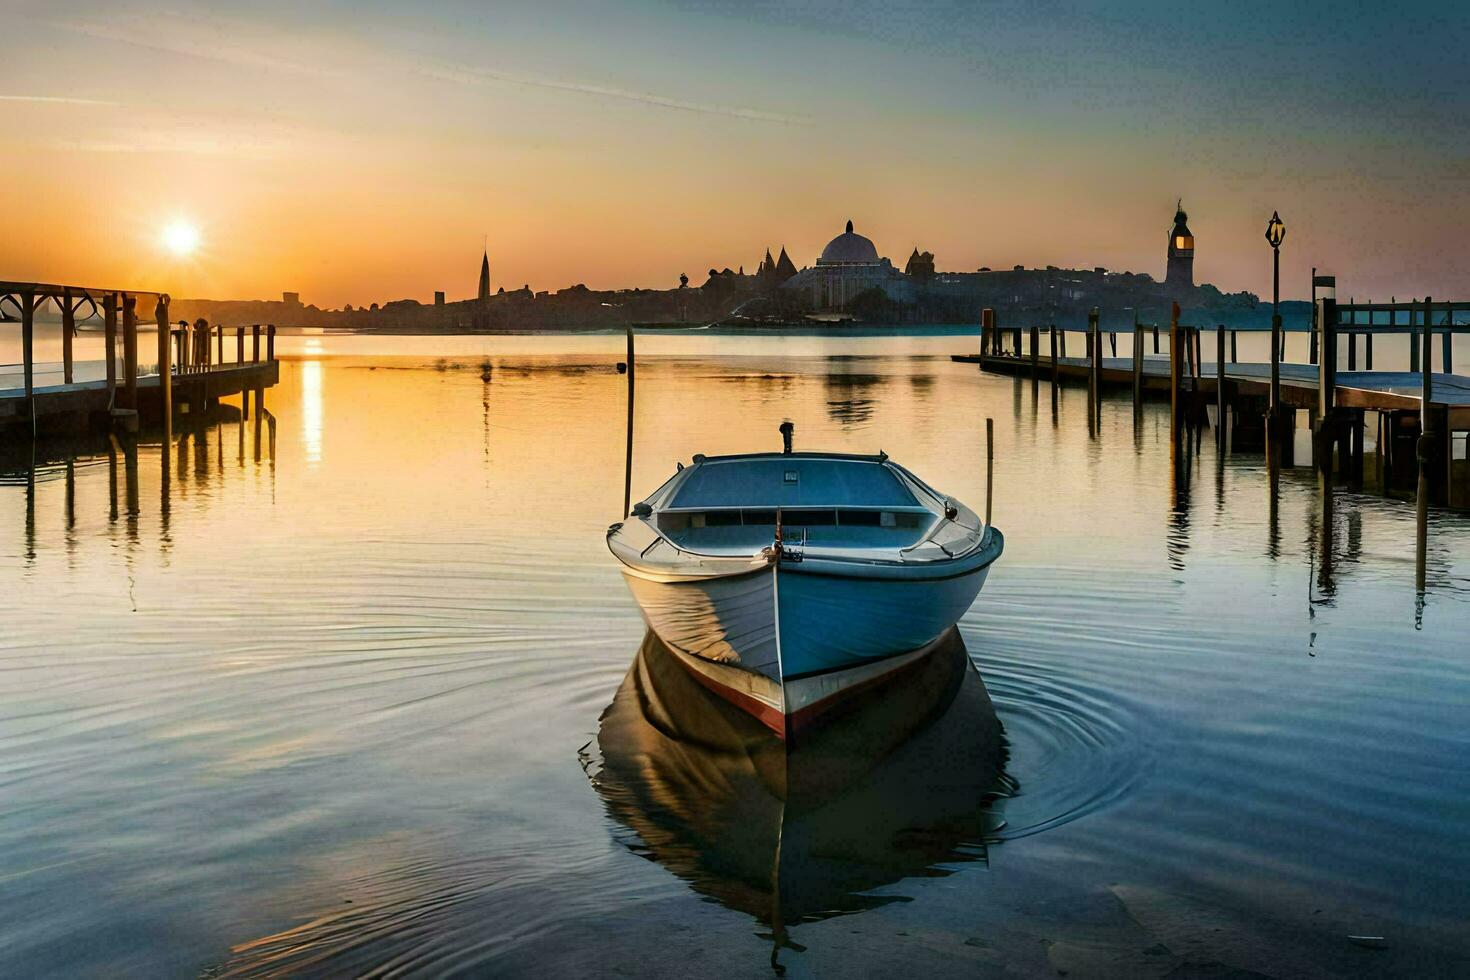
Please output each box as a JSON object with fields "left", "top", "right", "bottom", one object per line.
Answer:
{"left": 1165, "top": 201, "right": 1194, "bottom": 291}
{"left": 905, "top": 248, "right": 936, "bottom": 283}
{"left": 478, "top": 251, "right": 491, "bottom": 302}
{"left": 782, "top": 220, "right": 911, "bottom": 310}
{"left": 282, "top": 291, "right": 300, "bottom": 305}
{"left": 434, "top": 290, "right": 445, "bottom": 307}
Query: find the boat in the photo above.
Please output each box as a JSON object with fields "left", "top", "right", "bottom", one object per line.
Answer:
{"left": 606, "top": 424, "right": 1003, "bottom": 739}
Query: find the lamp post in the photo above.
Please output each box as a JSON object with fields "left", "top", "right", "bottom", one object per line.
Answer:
{"left": 1264, "top": 212, "right": 1286, "bottom": 464}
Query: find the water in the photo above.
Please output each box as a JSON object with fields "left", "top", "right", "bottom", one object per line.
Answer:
{"left": 2, "top": 329, "right": 1468, "bottom": 977}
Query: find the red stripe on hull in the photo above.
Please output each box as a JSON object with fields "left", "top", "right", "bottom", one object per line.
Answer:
{"left": 785, "top": 644, "right": 939, "bottom": 739}
{"left": 667, "top": 649, "right": 787, "bottom": 740}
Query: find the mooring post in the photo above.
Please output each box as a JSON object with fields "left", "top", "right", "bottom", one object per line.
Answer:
{"left": 1216, "top": 326, "right": 1226, "bottom": 446}
{"left": 216, "top": 324, "right": 224, "bottom": 365}
{"left": 122, "top": 294, "right": 139, "bottom": 409}
{"left": 1132, "top": 314, "right": 1143, "bottom": 411}
{"left": 237, "top": 327, "right": 244, "bottom": 364}
{"left": 154, "top": 294, "right": 172, "bottom": 425}
{"left": 1408, "top": 299, "right": 1419, "bottom": 373}
{"left": 1442, "top": 305, "right": 1453, "bottom": 373}
{"left": 1049, "top": 324, "right": 1059, "bottom": 385}
{"left": 1230, "top": 329, "right": 1238, "bottom": 363}
{"left": 1088, "top": 308, "right": 1102, "bottom": 428}
{"left": 1169, "top": 303, "right": 1181, "bottom": 455}
{"left": 252, "top": 324, "right": 261, "bottom": 363}
{"left": 267, "top": 324, "right": 276, "bottom": 361}
{"left": 985, "top": 416, "right": 994, "bottom": 527}
{"left": 1416, "top": 297, "right": 1434, "bottom": 591}
{"left": 1030, "top": 324, "right": 1039, "bottom": 376}
{"left": 1152, "top": 323, "right": 1160, "bottom": 355}
{"left": 103, "top": 292, "right": 118, "bottom": 400}
{"left": 624, "top": 326, "right": 636, "bottom": 518}
{"left": 61, "top": 288, "right": 75, "bottom": 385}
{"left": 20, "top": 290, "right": 37, "bottom": 404}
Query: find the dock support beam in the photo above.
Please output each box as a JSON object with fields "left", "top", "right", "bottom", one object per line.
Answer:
{"left": 155, "top": 294, "right": 172, "bottom": 426}
{"left": 1132, "top": 314, "right": 1143, "bottom": 412}
{"left": 103, "top": 293, "right": 117, "bottom": 401}
{"left": 1416, "top": 298, "right": 1434, "bottom": 591}
{"left": 122, "top": 293, "right": 138, "bottom": 409}
{"left": 1216, "top": 327, "right": 1226, "bottom": 447}
{"left": 61, "top": 288, "right": 75, "bottom": 385}
{"left": 1088, "top": 308, "right": 1101, "bottom": 430}
{"left": 20, "top": 291, "right": 36, "bottom": 404}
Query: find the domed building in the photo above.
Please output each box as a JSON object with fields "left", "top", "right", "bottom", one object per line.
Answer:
{"left": 783, "top": 220, "right": 912, "bottom": 311}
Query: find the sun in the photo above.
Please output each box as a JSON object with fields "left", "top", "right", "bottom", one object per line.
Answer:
{"left": 161, "top": 219, "right": 201, "bottom": 257}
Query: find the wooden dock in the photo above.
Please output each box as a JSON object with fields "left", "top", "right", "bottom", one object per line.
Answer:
{"left": 1, "top": 279, "right": 279, "bottom": 437}
{"left": 953, "top": 300, "right": 1470, "bottom": 512}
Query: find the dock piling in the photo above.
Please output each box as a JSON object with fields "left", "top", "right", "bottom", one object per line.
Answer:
{"left": 155, "top": 294, "right": 172, "bottom": 425}
{"left": 252, "top": 325, "right": 261, "bottom": 363}
{"left": 20, "top": 290, "right": 36, "bottom": 404}
{"left": 122, "top": 294, "right": 138, "bottom": 409}
{"left": 1216, "top": 327, "right": 1226, "bottom": 447}
{"left": 267, "top": 324, "right": 276, "bottom": 362}
{"left": 1416, "top": 297, "right": 1434, "bottom": 590}
{"left": 980, "top": 308, "right": 994, "bottom": 359}
{"left": 103, "top": 293, "right": 117, "bottom": 401}
{"left": 1049, "top": 324, "right": 1059, "bottom": 385}
{"left": 61, "top": 288, "right": 75, "bottom": 385}
{"left": 985, "top": 417, "right": 994, "bottom": 527}
{"left": 1132, "top": 315, "right": 1143, "bottom": 411}
{"left": 1029, "top": 324, "right": 1039, "bottom": 377}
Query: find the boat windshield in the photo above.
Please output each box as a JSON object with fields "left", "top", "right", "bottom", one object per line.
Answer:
{"left": 668, "top": 457, "right": 919, "bottom": 510}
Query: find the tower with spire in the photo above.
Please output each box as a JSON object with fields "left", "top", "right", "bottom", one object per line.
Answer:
{"left": 478, "top": 248, "right": 491, "bottom": 302}
{"left": 1165, "top": 201, "right": 1193, "bottom": 292}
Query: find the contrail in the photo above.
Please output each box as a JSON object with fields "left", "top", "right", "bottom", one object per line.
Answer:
{"left": 420, "top": 62, "right": 808, "bottom": 126}
{"left": 0, "top": 95, "right": 119, "bottom": 106}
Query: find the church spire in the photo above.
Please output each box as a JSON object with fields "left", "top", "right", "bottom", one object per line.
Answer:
{"left": 478, "top": 248, "right": 491, "bottom": 302}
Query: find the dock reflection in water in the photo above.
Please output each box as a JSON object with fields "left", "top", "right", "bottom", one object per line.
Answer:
{"left": 585, "top": 628, "right": 1010, "bottom": 965}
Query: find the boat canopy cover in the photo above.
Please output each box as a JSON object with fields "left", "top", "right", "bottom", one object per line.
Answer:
{"left": 669, "top": 457, "right": 919, "bottom": 509}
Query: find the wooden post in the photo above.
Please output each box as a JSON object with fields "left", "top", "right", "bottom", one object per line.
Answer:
{"left": 122, "top": 293, "right": 138, "bottom": 409}
{"left": 1409, "top": 300, "right": 1419, "bottom": 373}
{"left": 252, "top": 324, "right": 261, "bottom": 362}
{"left": 1366, "top": 330, "right": 1374, "bottom": 371}
{"left": 624, "top": 326, "right": 636, "bottom": 518}
{"left": 1059, "top": 329, "right": 1067, "bottom": 358}
{"left": 61, "top": 288, "right": 75, "bottom": 385}
{"left": 154, "top": 295, "right": 172, "bottom": 424}
{"left": 1317, "top": 297, "right": 1337, "bottom": 419}
{"left": 1132, "top": 315, "right": 1143, "bottom": 411}
{"left": 267, "top": 324, "right": 276, "bottom": 361}
{"left": 1216, "top": 327, "right": 1226, "bottom": 447}
{"left": 985, "top": 417, "right": 994, "bottom": 527}
{"left": 1416, "top": 297, "right": 1433, "bottom": 591}
{"left": 1029, "top": 324, "right": 1039, "bottom": 376}
{"left": 237, "top": 327, "right": 244, "bottom": 364}
{"left": 217, "top": 324, "right": 224, "bottom": 365}
{"left": 103, "top": 292, "right": 117, "bottom": 400}
{"left": 1088, "top": 308, "right": 1102, "bottom": 427}
{"left": 1442, "top": 305, "right": 1452, "bottom": 373}
{"left": 981, "top": 308, "right": 994, "bottom": 358}
{"left": 1169, "top": 303, "right": 1181, "bottom": 457}
{"left": 20, "top": 291, "right": 36, "bottom": 402}
{"left": 1230, "top": 330, "right": 1238, "bottom": 363}
{"left": 1152, "top": 323, "right": 1159, "bottom": 354}
{"left": 1049, "top": 324, "right": 1059, "bottom": 385}
{"left": 1348, "top": 331, "right": 1357, "bottom": 371}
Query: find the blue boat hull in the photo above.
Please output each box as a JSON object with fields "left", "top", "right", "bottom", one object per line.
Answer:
{"left": 620, "top": 529, "right": 1003, "bottom": 737}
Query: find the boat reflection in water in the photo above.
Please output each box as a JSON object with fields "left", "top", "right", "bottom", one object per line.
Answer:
{"left": 584, "top": 627, "right": 1011, "bottom": 967}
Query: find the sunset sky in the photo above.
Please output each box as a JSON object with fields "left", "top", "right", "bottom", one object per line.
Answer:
{"left": 2, "top": 0, "right": 1466, "bottom": 307}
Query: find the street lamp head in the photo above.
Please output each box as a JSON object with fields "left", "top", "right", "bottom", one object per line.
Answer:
{"left": 1265, "top": 211, "right": 1286, "bottom": 249}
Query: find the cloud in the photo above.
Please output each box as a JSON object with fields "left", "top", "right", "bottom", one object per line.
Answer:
{"left": 418, "top": 61, "right": 808, "bottom": 126}
{"left": 0, "top": 95, "right": 120, "bottom": 106}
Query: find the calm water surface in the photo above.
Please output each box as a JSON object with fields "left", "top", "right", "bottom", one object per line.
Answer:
{"left": 2, "top": 331, "right": 1468, "bottom": 977}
